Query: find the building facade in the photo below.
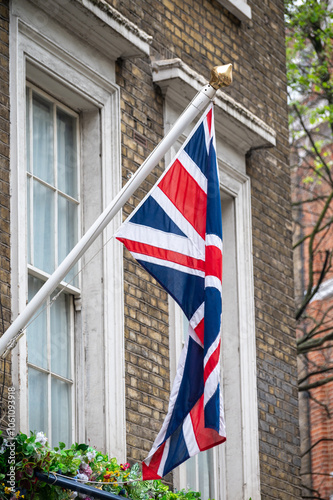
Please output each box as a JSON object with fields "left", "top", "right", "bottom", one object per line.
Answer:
{"left": 0, "top": 0, "right": 301, "bottom": 498}
{"left": 292, "top": 119, "right": 333, "bottom": 499}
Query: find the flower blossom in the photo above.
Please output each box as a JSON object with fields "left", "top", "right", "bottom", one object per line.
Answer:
{"left": 120, "top": 462, "right": 131, "bottom": 471}
{"left": 77, "top": 472, "right": 89, "bottom": 482}
{"left": 86, "top": 450, "right": 96, "bottom": 462}
{"left": 79, "top": 462, "right": 92, "bottom": 478}
{"left": 35, "top": 432, "right": 48, "bottom": 446}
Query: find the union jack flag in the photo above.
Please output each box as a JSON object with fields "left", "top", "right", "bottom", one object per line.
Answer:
{"left": 116, "top": 104, "right": 226, "bottom": 479}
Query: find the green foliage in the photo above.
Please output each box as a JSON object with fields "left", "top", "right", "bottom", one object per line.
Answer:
{"left": 286, "top": 1, "right": 333, "bottom": 383}
{"left": 285, "top": 0, "right": 333, "bottom": 138}
{"left": 0, "top": 431, "right": 202, "bottom": 500}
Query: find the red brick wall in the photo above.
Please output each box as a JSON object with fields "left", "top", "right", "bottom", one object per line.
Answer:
{"left": 308, "top": 332, "right": 333, "bottom": 499}
{"left": 292, "top": 139, "right": 333, "bottom": 499}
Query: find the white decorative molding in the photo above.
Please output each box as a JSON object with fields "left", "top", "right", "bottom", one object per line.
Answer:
{"left": 234, "top": 172, "right": 261, "bottom": 500}
{"left": 216, "top": 0, "right": 251, "bottom": 21}
{"left": 152, "top": 58, "right": 276, "bottom": 154}
{"left": 25, "top": 0, "right": 152, "bottom": 59}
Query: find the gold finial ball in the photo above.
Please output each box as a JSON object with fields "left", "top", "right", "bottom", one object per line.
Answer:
{"left": 210, "top": 64, "right": 233, "bottom": 90}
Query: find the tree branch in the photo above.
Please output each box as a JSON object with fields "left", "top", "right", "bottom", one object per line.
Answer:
{"left": 308, "top": 392, "right": 331, "bottom": 418}
{"left": 292, "top": 195, "right": 328, "bottom": 207}
{"left": 299, "top": 374, "right": 333, "bottom": 391}
{"left": 298, "top": 329, "right": 333, "bottom": 354}
{"left": 298, "top": 365, "right": 333, "bottom": 385}
{"left": 292, "top": 104, "right": 333, "bottom": 184}
{"left": 297, "top": 307, "right": 333, "bottom": 345}
{"left": 293, "top": 218, "right": 333, "bottom": 249}
{"left": 296, "top": 249, "right": 331, "bottom": 320}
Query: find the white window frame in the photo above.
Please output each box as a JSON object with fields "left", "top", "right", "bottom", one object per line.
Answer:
{"left": 154, "top": 59, "right": 276, "bottom": 500}
{"left": 26, "top": 277, "right": 76, "bottom": 445}
{"left": 25, "top": 84, "right": 80, "bottom": 445}
{"left": 9, "top": 0, "right": 136, "bottom": 460}
{"left": 26, "top": 83, "right": 81, "bottom": 287}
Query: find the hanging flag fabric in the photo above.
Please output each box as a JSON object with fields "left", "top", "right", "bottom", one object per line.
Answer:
{"left": 115, "top": 103, "right": 226, "bottom": 480}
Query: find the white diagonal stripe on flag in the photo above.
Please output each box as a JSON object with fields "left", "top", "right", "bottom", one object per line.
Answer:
{"left": 117, "top": 222, "right": 204, "bottom": 260}
{"left": 157, "top": 438, "right": 171, "bottom": 478}
{"left": 152, "top": 188, "right": 205, "bottom": 258}
{"left": 131, "top": 252, "right": 205, "bottom": 278}
{"left": 204, "top": 331, "right": 221, "bottom": 368}
{"left": 204, "top": 364, "right": 220, "bottom": 407}
{"left": 178, "top": 150, "right": 208, "bottom": 193}
{"left": 183, "top": 413, "right": 200, "bottom": 455}
{"left": 189, "top": 302, "right": 205, "bottom": 330}
{"left": 203, "top": 117, "right": 211, "bottom": 154}
{"left": 188, "top": 324, "right": 203, "bottom": 348}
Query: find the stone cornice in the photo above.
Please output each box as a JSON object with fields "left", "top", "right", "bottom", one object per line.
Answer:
{"left": 28, "top": 0, "right": 152, "bottom": 59}
{"left": 152, "top": 58, "right": 276, "bottom": 154}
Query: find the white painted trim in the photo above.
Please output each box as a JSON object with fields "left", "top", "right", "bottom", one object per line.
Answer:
{"left": 101, "top": 90, "right": 126, "bottom": 462}
{"left": 233, "top": 170, "right": 261, "bottom": 500}
{"left": 216, "top": 0, "right": 251, "bottom": 21}
{"left": 10, "top": 13, "right": 29, "bottom": 433}
{"left": 152, "top": 58, "right": 276, "bottom": 153}
{"left": 21, "top": 0, "right": 152, "bottom": 59}
{"left": 10, "top": 3, "right": 126, "bottom": 459}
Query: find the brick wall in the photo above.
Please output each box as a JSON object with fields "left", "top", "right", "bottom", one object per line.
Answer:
{"left": 115, "top": 56, "right": 169, "bottom": 464}
{"left": 0, "top": 0, "right": 11, "bottom": 432}
{"left": 308, "top": 335, "right": 333, "bottom": 499}
{"left": 292, "top": 129, "right": 333, "bottom": 498}
{"left": 110, "top": 0, "right": 302, "bottom": 498}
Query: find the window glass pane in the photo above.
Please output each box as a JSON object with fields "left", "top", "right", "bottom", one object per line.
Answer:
{"left": 26, "top": 87, "right": 77, "bottom": 450}
{"left": 27, "top": 276, "right": 47, "bottom": 369}
{"left": 198, "top": 450, "right": 215, "bottom": 500}
{"left": 57, "top": 109, "right": 77, "bottom": 199}
{"left": 186, "top": 451, "right": 215, "bottom": 500}
{"left": 28, "top": 367, "right": 48, "bottom": 435}
{"left": 58, "top": 194, "right": 78, "bottom": 285}
{"left": 26, "top": 88, "right": 31, "bottom": 173}
{"left": 51, "top": 377, "right": 71, "bottom": 446}
{"left": 33, "top": 179, "right": 55, "bottom": 273}
{"left": 32, "top": 93, "right": 54, "bottom": 184}
{"left": 186, "top": 456, "right": 197, "bottom": 490}
{"left": 51, "top": 291, "right": 71, "bottom": 379}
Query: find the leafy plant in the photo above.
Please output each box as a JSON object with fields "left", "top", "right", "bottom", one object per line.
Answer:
{"left": 0, "top": 431, "right": 202, "bottom": 500}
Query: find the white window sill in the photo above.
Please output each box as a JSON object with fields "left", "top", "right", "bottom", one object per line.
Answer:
{"left": 216, "top": 0, "right": 251, "bottom": 21}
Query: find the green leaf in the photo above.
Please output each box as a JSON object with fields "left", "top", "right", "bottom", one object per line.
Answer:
{"left": 77, "top": 443, "right": 89, "bottom": 452}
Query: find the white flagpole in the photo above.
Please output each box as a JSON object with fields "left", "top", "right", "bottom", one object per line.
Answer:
{"left": 0, "top": 64, "right": 232, "bottom": 357}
